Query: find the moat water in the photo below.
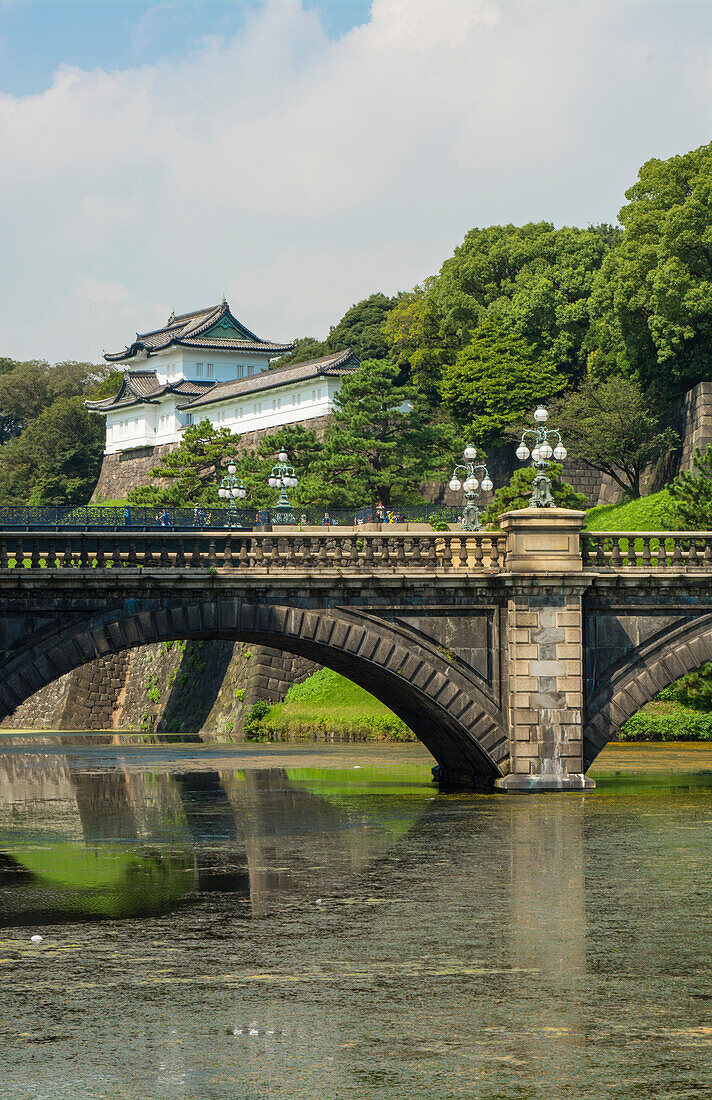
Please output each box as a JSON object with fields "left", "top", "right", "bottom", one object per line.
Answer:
{"left": 1, "top": 738, "right": 712, "bottom": 1099}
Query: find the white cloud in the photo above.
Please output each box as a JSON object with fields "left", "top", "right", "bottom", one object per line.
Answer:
{"left": 1, "top": 0, "right": 712, "bottom": 360}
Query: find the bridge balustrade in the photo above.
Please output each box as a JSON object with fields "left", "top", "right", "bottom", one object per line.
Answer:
{"left": 581, "top": 532, "right": 712, "bottom": 570}
{"left": 0, "top": 530, "right": 509, "bottom": 573}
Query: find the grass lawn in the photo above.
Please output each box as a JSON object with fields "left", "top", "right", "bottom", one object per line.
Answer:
{"left": 254, "top": 667, "right": 415, "bottom": 741}
{"left": 584, "top": 489, "right": 673, "bottom": 531}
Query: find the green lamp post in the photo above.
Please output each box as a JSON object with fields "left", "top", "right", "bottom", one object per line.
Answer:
{"left": 448, "top": 445, "right": 493, "bottom": 531}
{"left": 515, "top": 406, "right": 567, "bottom": 507}
{"left": 268, "top": 451, "right": 298, "bottom": 526}
{"left": 218, "top": 460, "right": 247, "bottom": 527}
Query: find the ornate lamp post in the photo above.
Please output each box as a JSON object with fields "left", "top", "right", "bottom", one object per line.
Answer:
{"left": 218, "top": 460, "right": 246, "bottom": 526}
{"left": 515, "top": 405, "right": 567, "bottom": 508}
{"left": 448, "top": 444, "right": 493, "bottom": 531}
{"left": 268, "top": 450, "right": 298, "bottom": 526}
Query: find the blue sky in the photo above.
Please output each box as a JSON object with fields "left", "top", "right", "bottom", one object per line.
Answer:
{"left": 1, "top": 0, "right": 712, "bottom": 362}
{"left": 0, "top": 1, "right": 370, "bottom": 94}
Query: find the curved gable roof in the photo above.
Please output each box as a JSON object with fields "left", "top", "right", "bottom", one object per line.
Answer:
{"left": 104, "top": 299, "right": 294, "bottom": 363}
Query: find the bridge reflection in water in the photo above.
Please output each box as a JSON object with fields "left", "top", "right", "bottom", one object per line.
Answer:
{"left": 2, "top": 749, "right": 712, "bottom": 1097}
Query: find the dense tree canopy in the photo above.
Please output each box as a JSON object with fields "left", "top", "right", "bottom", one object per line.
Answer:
{"left": 0, "top": 396, "right": 105, "bottom": 504}
{"left": 439, "top": 317, "right": 564, "bottom": 446}
{"left": 588, "top": 142, "right": 712, "bottom": 398}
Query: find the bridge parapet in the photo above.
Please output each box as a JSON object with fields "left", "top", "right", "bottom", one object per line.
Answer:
{"left": 582, "top": 532, "right": 712, "bottom": 570}
{"left": 0, "top": 529, "right": 508, "bottom": 574}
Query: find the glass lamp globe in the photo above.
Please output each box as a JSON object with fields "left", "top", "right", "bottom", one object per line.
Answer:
{"left": 238, "top": 487, "right": 246, "bottom": 499}
{"left": 289, "top": 476, "right": 299, "bottom": 488}
{"left": 227, "top": 463, "right": 236, "bottom": 475}
{"left": 268, "top": 476, "right": 278, "bottom": 488}
{"left": 516, "top": 444, "right": 530, "bottom": 461}
{"left": 230, "top": 487, "right": 240, "bottom": 498}
{"left": 539, "top": 442, "right": 553, "bottom": 460}
{"left": 278, "top": 451, "right": 288, "bottom": 463}
{"left": 218, "top": 487, "right": 227, "bottom": 499}
{"left": 553, "top": 443, "right": 567, "bottom": 461}
{"left": 481, "top": 477, "right": 493, "bottom": 493}
{"left": 463, "top": 444, "right": 477, "bottom": 462}
{"left": 449, "top": 478, "right": 462, "bottom": 492}
{"left": 463, "top": 477, "right": 479, "bottom": 492}
{"left": 534, "top": 406, "right": 549, "bottom": 424}
{"left": 531, "top": 446, "right": 542, "bottom": 463}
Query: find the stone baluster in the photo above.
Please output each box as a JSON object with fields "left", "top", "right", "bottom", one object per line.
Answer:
{"left": 333, "top": 538, "right": 343, "bottom": 567}
{"left": 31, "top": 538, "right": 41, "bottom": 569}
{"left": 95, "top": 539, "right": 105, "bottom": 569}
{"left": 472, "top": 538, "right": 483, "bottom": 570}
{"left": 239, "top": 540, "right": 249, "bottom": 568}
{"left": 458, "top": 536, "right": 468, "bottom": 568}
{"left": 641, "top": 536, "right": 652, "bottom": 568}
{"left": 626, "top": 536, "right": 637, "bottom": 567}
{"left": 410, "top": 538, "right": 421, "bottom": 564}
{"left": 672, "top": 536, "right": 683, "bottom": 567}
{"left": 364, "top": 537, "right": 374, "bottom": 566}
{"left": 223, "top": 535, "right": 234, "bottom": 569}
{"left": 253, "top": 538, "right": 265, "bottom": 568}
{"left": 395, "top": 538, "right": 406, "bottom": 567}
{"left": 0, "top": 538, "right": 8, "bottom": 569}
{"left": 442, "top": 534, "right": 452, "bottom": 568}
{"left": 189, "top": 538, "right": 202, "bottom": 568}
{"left": 208, "top": 538, "right": 218, "bottom": 568}
{"left": 175, "top": 537, "right": 186, "bottom": 567}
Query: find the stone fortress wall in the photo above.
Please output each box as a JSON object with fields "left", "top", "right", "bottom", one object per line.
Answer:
{"left": 8, "top": 381, "right": 712, "bottom": 737}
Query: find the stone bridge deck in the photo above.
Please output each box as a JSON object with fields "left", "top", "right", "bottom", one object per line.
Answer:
{"left": 1, "top": 512, "right": 711, "bottom": 791}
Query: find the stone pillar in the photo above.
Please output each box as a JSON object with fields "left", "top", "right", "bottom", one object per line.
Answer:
{"left": 497, "top": 509, "right": 594, "bottom": 791}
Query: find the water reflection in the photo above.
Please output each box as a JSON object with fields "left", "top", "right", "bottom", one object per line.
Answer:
{"left": 1, "top": 749, "right": 712, "bottom": 1098}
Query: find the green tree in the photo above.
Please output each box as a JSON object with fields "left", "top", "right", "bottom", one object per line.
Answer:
{"left": 0, "top": 396, "right": 105, "bottom": 504}
{"left": 553, "top": 375, "right": 678, "bottom": 498}
{"left": 482, "top": 463, "right": 586, "bottom": 525}
{"left": 127, "top": 420, "right": 240, "bottom": 507}
{"left": 0, "top": 359, "right": 107, "bottom": 425}
{"left": 434, "top": 222, "right": 618, "bottom": 384}
{"left": 667, "top": 446, "right": 712, "bottom": 529}
{"left": 439, "top": 317, "right": 564, "bottom": 445}
{"left": 383, "top": 280, "right": 458, "bottom": 402}
{"left": 588, "top": 141, "right": 712, "bottom": 398}
{"left": 310, "top": 359, "right": 449, "bottom": 507}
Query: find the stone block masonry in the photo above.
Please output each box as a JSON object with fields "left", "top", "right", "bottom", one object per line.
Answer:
{"left": 497, "top": 509, "right": 593, "bottom": 791}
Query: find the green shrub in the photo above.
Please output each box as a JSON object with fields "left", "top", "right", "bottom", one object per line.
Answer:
{"left": 619, "top": 702, "right": 712, "bottom": 741}
{"left": 244, "top": 700, "right": 271, "bottom": 740}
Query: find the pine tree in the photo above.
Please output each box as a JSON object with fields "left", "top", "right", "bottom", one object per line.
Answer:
{"left": 311, "top": 360, "right": 450, "bottom": 507}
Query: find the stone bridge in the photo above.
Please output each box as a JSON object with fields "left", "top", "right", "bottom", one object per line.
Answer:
{"left": 1, "top": 510, "right": 711, "bottom": 791}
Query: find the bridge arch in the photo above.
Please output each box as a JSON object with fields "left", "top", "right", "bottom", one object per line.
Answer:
{"left": 0, "top": 597, "right": 509, "bottom": 788}
{"left": 584, "top": 612, "right": 712, "bottom": 767}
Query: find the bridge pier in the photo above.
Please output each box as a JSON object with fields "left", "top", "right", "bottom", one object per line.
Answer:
{"left": 497, "top": 510, "right": 594, "bottom": 792}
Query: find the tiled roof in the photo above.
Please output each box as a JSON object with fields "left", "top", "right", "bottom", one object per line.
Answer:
{"left": 85, "top": 372, "right": 215, "bottom": 412}
{"left": 176, "top": 348, "right": 360, "bottom": 411}
{"left": 103, "top": 299, "right": 293, "bottom": 362}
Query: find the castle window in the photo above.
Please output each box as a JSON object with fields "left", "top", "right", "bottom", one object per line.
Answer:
{"left": 206, "top": 363, "right": 215, "bottom": 379}
{"left": 247, "top": 365, "right": 255, "bottom": 377}
{"left": 196, "top": 363, "right": 204, "bottom": 378}
{"left": 185, "top": 413, "right": 193, "bottom": 425}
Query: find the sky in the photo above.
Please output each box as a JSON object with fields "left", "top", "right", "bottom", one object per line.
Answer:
{"left": 1, "top": 0, "right": 712, "bottom": 363}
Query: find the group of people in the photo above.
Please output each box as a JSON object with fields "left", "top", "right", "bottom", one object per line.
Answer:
{"left": 120, "top": 503, "right": 408, "bottom": 528}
